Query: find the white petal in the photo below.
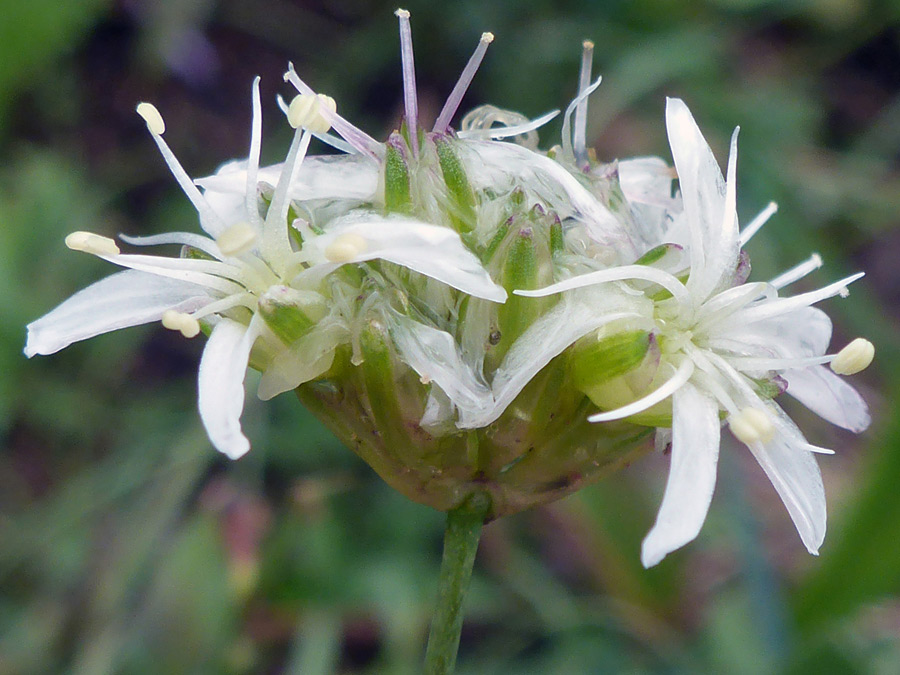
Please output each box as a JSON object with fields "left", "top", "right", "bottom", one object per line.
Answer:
{"left": 745, "top": 405, "right": 827, "bottom": 554}
{"left": 308, "top": 215, "right": 507, "bottom": 302}
{"left": 617, "top": 156, "right": 677, "bottom": 210}
{"left": 256, "top": 320, "right": 349, "bottom": 400}
{"left": 459, "top": 291, "right": 647, "bottom": 429}
{"left": 641, "top": 383, "right": 721, "bottom": 567}
{"left": 389, "top": 314, "right": 493, "bottom": 421}
{"left": 666, "top": 98, "right": 739, "bottom": 302}
{"left": 197, "top": 154, "right": 379, "bottom": 203}
{"left": 25, "top": 270, "right": 212, "bottom": 357}
{"left": 784, "top": 366, "right": 871, "bottom": 432}
{"left": 734, "top": 273, "right": 864, "bottom": 325}
{"left": 119, "top": 232, "right": 224, "bottom": 260}
{"left": 197, "top": 317, "right": 259, "bottom": 459}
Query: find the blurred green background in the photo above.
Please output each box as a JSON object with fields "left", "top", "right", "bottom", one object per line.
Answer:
{"left": 2, "top": 0, "right": 899, "bottom": 673}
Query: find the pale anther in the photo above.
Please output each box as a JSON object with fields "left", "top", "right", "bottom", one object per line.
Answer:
{"left": 830, "top": 338, "right": 875, "bottom": 375}
{"left": 216, "top": 221, "right": 258, "bottom": 257}
{"left": 729, "top": 407, "right": 775, "bottom": 445}
{"left": 481, "top": 32, "right": 495, "bottom": 43}
{"left": 324, "top": 233, "right": 368, "bottom": 263}
{"left": 65, "top": 231, "right": 120, "bottom": 257}
{"left": 288, "top": 94, "right": 336, "bottom": 134}
{"left": 136, "top": 102, "right": 166, "bottom": 135}
{"left": 161, "top": 310, "right": 201, "bottom": 338}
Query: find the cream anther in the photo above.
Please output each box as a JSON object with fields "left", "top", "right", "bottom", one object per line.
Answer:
{"left": 831, "top": 338, "right": 875, "bottom": 375}
{"left": 481, "top": 32, "right": 495, "bottom": 43}
{"left": 324, "top": 233, "right": 367, "bottom": 263}
{"left": 65, "top": 231, "right": 120, "bottom": 256}
{"left": 136, "top": 102, "right": 166, "bottom": 135}
{"left": 395, "top": 8, "right": 410, "bottom": 18}
{"left": 161, "top": 310, "right": 201, "bottom": 338}
{"left": 729, "top": 407, "right": 775, "bottom": 445}
{"left": 288, "top": 94, "right": 336, "bottom": 134}
{"left": 216, "top": 221, "right": 258, "bottom": 257}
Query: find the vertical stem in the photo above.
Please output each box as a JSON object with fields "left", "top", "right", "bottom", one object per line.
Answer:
{"left": 424, "top": 495, "right": 490, "bottom": 675}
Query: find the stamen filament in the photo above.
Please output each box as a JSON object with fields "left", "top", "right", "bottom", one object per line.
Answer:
{"left": 396, "top": 8, "right": 419, "bottom": 154}
{"left": 573, "top": 40, "right": 594, "bottom": 165}
{"left": 246, "top": 77, "right": 263, "bottom": 229}
{"left": 769, "top": 254, "right": 823, "bottom": 290}
{"left": 433, "top": 31, "right": 494, "bottom": 134}
{"left": 739, "top": 201, "right": 778, "bottom": 246}
{"left": 284, "top": 64, "right": 382, "bottom": 159}
{"left": 263, "top": 129, "right": 312, "bottom": 273}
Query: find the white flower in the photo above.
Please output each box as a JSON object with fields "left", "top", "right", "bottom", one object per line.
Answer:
{"left": 513, "top": 98, "right": 873, "bottom": 566}
{"left": 25, "top": 78, "right": 505, "bottom": 460}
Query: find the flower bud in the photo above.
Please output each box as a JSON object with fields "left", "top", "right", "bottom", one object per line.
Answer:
{"left": 384, "top": 132, "right": 412, "bottom": 213}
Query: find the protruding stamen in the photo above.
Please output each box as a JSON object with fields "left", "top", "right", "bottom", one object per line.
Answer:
{"left": 136, "top": 102, "right": 165, "bottom": 135}
{"left": 288, "top": 94, "right": 336, "bottom": 134}
{"left": 324, "top": 233, "right": 367, "bottom": 263}
{"left": 830, "top": 338, "right": 875, "bottom": 375}
{"left": 769, "top": 253, "right": 823, "bottom": 290}
{"left": 739, "top": 201, "right": 778, "bottom": 246}
{"left": 729, "top": 407, "right": 775, "bottom": 445}
{"left": 161, "top": 310, "right": 201, "bottom": 338}
{"left": 573, "top": 40, "right": 594, "bottom": 165}
{"left": 216, "top": 222, "right": 258, "bottom": 257}
{"left": 433, "top": 31, "right": 495, "bottom": 133}
{"left": 65, "top": 231, "right": 120, "bottom": 256}
{"left": 395, "top": 8, "right": 419, "bottom": 154}
{"left": 283, "top": 63, "right": 382, "bottom": 159}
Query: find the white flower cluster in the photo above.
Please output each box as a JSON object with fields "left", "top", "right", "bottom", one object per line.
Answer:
{"left": 26, "top": 10, "right": 873, "bottom": 566}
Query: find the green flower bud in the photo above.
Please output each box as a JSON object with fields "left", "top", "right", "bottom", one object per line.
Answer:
{"left": 384, "top": 132, "right": 413, "bottom": 213}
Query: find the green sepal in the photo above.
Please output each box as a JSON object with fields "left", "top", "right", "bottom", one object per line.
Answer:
{"left": 384, "top": 132, "right": 412, "bottom": 213}
{"left": 569, "top": 329, "right": 652, "bottom": 391}
{"left": 434, "top": 135, "right": 476, "bottom": 233}
{"left": 257, "top": 286, "right": 327, "bottom": 345}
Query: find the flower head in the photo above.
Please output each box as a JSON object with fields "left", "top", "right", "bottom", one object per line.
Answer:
{"left": 513, "top": 98, "right": 873, "bottom": 565}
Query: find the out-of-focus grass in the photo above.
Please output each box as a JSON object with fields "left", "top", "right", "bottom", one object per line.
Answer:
{"left": 1, "top": 1, "right": 898, "bottom": 673}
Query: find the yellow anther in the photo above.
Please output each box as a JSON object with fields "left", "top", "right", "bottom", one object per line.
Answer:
{"left": 324, "top": 233, "right": 367, "bottom": 263}
{"left": 216, "top": 221, "right": 257, "bottom": 257}
{"left": 481, "top": 32, "right": 495, "bottom": 43}
{"left": 287, "top": 94, "right": 336, "bottom": 134}
{"left": 582, "top": 39, "right": 595, "bottom": 49}
{"left": 395, "top": 8, "right": 410, "bottom": 19}
{"left": 831, "top": 338, "right": 875, "bottom": 375}
{"left": 65, "top": 231, "right": 120, "bottom": 256}
{"left": 729, "top": 407, "right": 775, "bottom": 445}
{"left": 161, "top": 310, "right": 201, "bottom": 338}
{"left": 136, "top": 102, "right": 166, "bottom": 135}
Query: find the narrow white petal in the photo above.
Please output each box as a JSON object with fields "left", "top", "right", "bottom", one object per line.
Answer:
{"left": 308, "top": 216, "right": 507, "bottom": 302}
{"left": 197, "top": 318, "right": 259, "bottom": 459}
{"left": 514, "top": 264, "right": 690, "bottom": 306}
{"left": 119, "top": 232, "right": 224, "bottom": 259}
{"left": 389, "top": 314, "right": 493, "bottom": 421}
{"left": 784, "top": 366, "right": 871, "bottom": 432}
{"left": 666, "top": 98, "right": 739, "bottom": 303}
{"left": 256, "top": 320, "right": 349, "bottom": 400}
{"left": 459, "top": 292, "right": 646, "bottom": 429}
{"left": 25, "top": 270, "right": 212, "bottom": 357}
{"left": 561, "top": 75, "right": 602, "bottom": 161}
{"left": 456, "top": 110, "right": 560, "bottom": 140}
{"left": 246, "top": 76, "right": 263, "bottom": 229}
{"left": 641, "top": 384, "right": 720, "bottom": 567}
{"left": 197, "top": 154, "right": 380, "bottom": 203}
{"left": 745, "top": 405, "right": 827, "bottom": 555}
{"left": 96, "top": 252, "right": 246, "bottom": 295}
{"left": 588, "top": 359, "right": 695, "bottom": 423}
{"left": 710, "top": 306, "right": 833, "bottom": 359}
{"left": 734, "top": 273, "right": 864, "bottom": 325}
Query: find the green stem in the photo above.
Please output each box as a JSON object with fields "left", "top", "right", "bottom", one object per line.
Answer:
{"left": 424, "top": 494, "right": 490, "bottom": 675}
